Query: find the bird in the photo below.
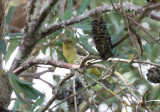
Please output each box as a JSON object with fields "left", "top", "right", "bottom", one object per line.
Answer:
{"left": 62, "top": 37, "right": 111, "bottom": 88}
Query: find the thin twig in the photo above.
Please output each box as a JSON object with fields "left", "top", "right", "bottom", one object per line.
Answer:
{"left": 73, "top": 74, "right": 78, "bottom": 112}
{"left": 41, "top": 72, "right": 75, "bottom": 112}
{"left": 39, "top": 78, "right": 54, "bottom": 88}
{"left": 108, "top": 58, "right": 160, "bottom": 66}
{"left": 85, "top": 73, "right": 128, "bottom": 109}
{"left": 112, "top": 2, "right": 160, "bottom": 48}
{"left": 51, "top": 81, "right": 93, "bottom": 110}
{"left": 114, "top": 71, "right": 140, "bottom": 102}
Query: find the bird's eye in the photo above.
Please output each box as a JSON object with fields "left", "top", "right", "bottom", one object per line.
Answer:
{"left": 69, "top": 41, "right": 72, "bottom": 43}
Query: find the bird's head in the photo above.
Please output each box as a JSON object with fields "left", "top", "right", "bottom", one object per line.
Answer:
{"left": 62, "top": 37, "right": 75, "bottom": 49}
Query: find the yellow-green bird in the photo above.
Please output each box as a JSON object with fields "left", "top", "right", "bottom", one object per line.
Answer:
{"left": 63, "top": 37, "right": 111, "bottom": 88}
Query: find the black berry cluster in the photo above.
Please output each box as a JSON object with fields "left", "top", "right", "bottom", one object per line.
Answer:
{"left": 91, "top": 11, "right": 113, "bottom": 59}
{"left": 146, "top": 66, "right": 160, "bottom": 83}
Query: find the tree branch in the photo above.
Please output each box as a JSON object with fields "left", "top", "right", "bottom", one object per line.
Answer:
{"left": 0, "top": 0, "right": 5, "bottom": 72}
{"left": 25, "top": 0, "right": 38, "bottom": 33}
{"left": 0, "top": 0, "right": 13, "bottom": 109}
{"left": 40, "top": 3, "right": 160, "bottom": 38}
{"left": 13, "top": 58, "right": 79, "bottom": 75}
{"left": 10, "top": 0, "right": 59, "bottom": 72}
{"left": 10, "top": 3, "right": 160, "bottom": 72}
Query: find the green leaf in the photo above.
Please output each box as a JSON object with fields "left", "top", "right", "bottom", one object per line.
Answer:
{"left": 0, "top": 39, "right": 6, "bottom": 56}
{"left": 110, "top": 82, "right": 116, "bottom": 91}
{"left": 62, "top": 0, "right": 73, "bottom": 20}
{"left": 78, "top": 0, "right": 91, "bottom": 15}
{"left": 53, "top": 75, "right": 61, "bottom": 83}
{"left": 143, "top": 43, "right": 152, "bottom": 60}
{"left": 55, "top": 48, "right": 68, "bottom": 63}
{"left": 68, "top": 0, "right": 73, "bottom": 18}
{"left": 104, "top": 0, "right": 111, "bottom": 3}
{"left": 42, "top": 46, "right": 48, "bottom": 54}
{"left": 49, "top": 31, "right": 60, "bottom": 40}
{"left": 5, "top": 40, "right": 19, "bottom": 62}
{"left": 5, "top": 6, "right": 15, "bottom": 25}
{"left": 78, "top": 33, "right": 97, "bottom": 53}
{"left": 12, "top": 99, "right": 20, "bottom": 110}
{"left": 7, "top": 72, "right": 44, "bottom": 108}
{"left": 55, "top": 6, "right": 63, "bottom": 21}
{"left": 30, "top": 96, "right": 44, "bottom": 112}
{"left": 74, "top": 24, "right": 91, "bottom": 31}
{"left": 63, "top": 10, "right": 70, "bottom": 20}
{"left": 120, "top": 64, "right": 131, "bottom": 73}
{"left": 151, "top": 44, "right": 160, "bottom": 61}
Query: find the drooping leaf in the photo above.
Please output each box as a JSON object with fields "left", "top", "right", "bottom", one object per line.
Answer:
{"left": 63, "top": 10, "right": 70, "bottom": 20}
{"left": 55, "top": 6, "right": 63, "bottom": 21}
{"left": 151, "top": 44, "right": 160, "bottom": 61}
{"left": 55, "top": 48, "right": 68, "bottom": 63}
{"left": 7, "top": 72, "right": 44, "bottom": 109}
{"left": 12, "top": 99, "right": 20, "bottom": 111}
{"left": 143, "top": 43, "right": 152, "bottom": 60}
{"left": 5, "top": 6, "right": 15, "bottom": 25}
{"left": 68, "top": 0, "right": 73, "bottom": 18}
{"left": 78, "top": 0, "right": 91, "bottom": 15}
{"left": 42, "top": 46, "right": 48, "bottom": 54}
{"left": 63, "top": 0, "right": 73, "bottom": 20}
{"left": 78, "top": 33, "right": 97, "bottom": 53}
{"left": 30, "top": 96, "right": 44, "bottom": 112}
{"left": 0, "top": 39, "right": 6, "bottom": 56}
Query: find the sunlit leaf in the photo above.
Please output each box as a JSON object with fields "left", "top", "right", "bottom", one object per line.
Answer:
{"left": 74, "top": 24, "right": 91, "bottom": 31}
{"left": 5, "top": 40, "right": 19, "bottom": 62}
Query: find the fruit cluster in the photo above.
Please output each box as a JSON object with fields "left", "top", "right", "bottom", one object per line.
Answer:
{"left": 91, "top": 11, "right": 113, "bottom": 59}
{"left": 146, "top": 66, "right": 160, "bottom": 83}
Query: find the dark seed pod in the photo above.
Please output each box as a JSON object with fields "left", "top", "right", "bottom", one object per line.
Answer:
{"left": 146, "top": 66, "right": 160, "bottom": 83}
{"left": 91, "top": 10, "right": 113, "bottom": 59}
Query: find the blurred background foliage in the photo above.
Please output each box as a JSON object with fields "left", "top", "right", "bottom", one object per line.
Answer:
{"left": 1, "top": 0, "right": 160, "bottom": 111}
